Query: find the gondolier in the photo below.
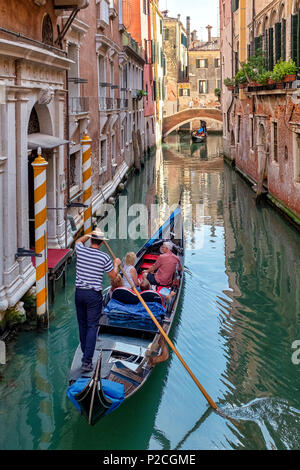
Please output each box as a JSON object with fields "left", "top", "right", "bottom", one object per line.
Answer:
{"left": 75, "top": 229, "right": 121, "bottom": 371}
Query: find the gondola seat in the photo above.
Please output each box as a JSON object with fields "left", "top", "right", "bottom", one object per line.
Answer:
{"left": 111, "top": 287, "right": 163, "bottom": 305}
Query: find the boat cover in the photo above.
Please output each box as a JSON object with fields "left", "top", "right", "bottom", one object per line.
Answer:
{"left": 104, "top": 299, "right": 165, "bottom": 331}
{"left": 67, "top": 378, "right": 125, "bottom": 415}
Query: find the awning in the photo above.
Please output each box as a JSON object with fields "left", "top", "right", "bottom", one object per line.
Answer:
{"left": 28, "top": 133, "right": 69, "bottom": 150}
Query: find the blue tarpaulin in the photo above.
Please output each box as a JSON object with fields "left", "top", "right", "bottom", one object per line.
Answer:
{"left": 67, "top": 378, "right": 125, "bottom": 415}
{"left": 104, "top": 299, "right": 165, "bottom": 331}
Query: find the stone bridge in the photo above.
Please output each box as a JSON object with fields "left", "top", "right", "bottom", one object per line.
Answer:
{"left": 162, "top": 107, "right": 223, "bottom": 137}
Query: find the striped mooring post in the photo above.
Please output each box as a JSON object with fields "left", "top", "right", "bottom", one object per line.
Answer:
{"left": 81, "top": 132, "right": 92, "bottom": 235}
{"left": 32, "top": 148, "right": 48, "bottom": 329}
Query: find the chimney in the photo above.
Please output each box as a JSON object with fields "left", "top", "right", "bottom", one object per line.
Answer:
{"left": 206, "top": 25, "right": 212, "bottom": 43}
{"left": 177, "top": 14, "right": 181, "bottom": 22}
{"left": 186, "top": 16, "right": 191, "bottom": 48}
{"left": 162, "top": 10, "right": 168, "bottom": 18}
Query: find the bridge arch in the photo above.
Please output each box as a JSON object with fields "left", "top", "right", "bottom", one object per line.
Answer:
{"left": 162, "top": 108, "right": 223, "bottom": 137}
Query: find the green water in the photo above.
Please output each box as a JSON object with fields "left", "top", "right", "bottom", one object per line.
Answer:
{"left": 0, "top": 132, "right": 300, "bottom": 450}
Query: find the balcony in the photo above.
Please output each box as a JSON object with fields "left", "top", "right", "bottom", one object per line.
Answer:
{"left": 99, "top": 97, "right": 128, "bottom": 111}
{"left": 122, "top": 31, "right": 144, "bottom": 61}
{"left": 53, "top": 0, "right": 90, "bottom": 8}
{"left": 97, "top": 0, "right": 110, "bottom": 30}
{"left": 69, "top": 97, "right": 89, "bottom": 114}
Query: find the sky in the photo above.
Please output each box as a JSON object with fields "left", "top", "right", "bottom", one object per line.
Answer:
{"left": 161, "top": 0, "right": 220, "bottom": 39}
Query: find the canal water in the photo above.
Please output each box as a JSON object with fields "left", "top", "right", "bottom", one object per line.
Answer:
{"left": 0, "top": 132, "right": 300, "bottom": 450}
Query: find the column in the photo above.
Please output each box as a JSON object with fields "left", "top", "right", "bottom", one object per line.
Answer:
{"left": 3, "top": 91, "right": 20, "bottom": 294}
{"left": 15, "top": 91, "right": 33, "bottom": 276}
{"left": 0, "top": 157, "right": 8, "bottom": 311}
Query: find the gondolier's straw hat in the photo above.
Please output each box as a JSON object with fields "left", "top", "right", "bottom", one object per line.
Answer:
{"left": 88, "top": 228, "right": 108, "bottom": 240}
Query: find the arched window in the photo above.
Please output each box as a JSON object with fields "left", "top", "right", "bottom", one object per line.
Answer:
{"left": 42, "top": 14, "right": 53, "bottom": 46}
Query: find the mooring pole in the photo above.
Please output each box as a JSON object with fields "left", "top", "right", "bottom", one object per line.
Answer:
{"left": 32, "top": 147, "right": 48, "bottom": 329}
{"left": 81, "top": 132, "right": 92, "bottom": 235}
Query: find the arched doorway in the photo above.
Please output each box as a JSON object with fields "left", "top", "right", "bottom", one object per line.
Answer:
{"left": 28, "top": 107, "right": 40, "bottom": 248}
{"left": 27, "top": 103, "right": 55, "bottom": 248}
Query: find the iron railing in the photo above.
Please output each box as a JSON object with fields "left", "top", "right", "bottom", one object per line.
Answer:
{"left": 69, "top": 97, "right": 89, "bottom": 114}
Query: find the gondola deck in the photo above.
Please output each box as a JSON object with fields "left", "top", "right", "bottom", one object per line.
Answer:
{"left": 68, "top": 207, "right": 184, "bottom": 424}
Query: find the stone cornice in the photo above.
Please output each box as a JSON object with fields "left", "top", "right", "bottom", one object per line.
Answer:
{"left": 0, "top": 39, "right": 73, "bottom": 70}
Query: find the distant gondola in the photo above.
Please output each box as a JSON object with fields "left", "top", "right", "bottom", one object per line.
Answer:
{"left": 67, "top": 207, "right": 184, "bottom": 425}
{"left": 191, "top": 130, "right": 207, "bottom": 143}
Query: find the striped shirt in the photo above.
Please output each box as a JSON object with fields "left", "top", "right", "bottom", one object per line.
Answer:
{"left": 75, "top": 242, "right": 114, "bottom": 291}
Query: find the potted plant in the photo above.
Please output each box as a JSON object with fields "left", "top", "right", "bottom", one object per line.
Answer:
{"left": 137, "top": 89, "right": 147, "bottom": 100}
{"left": 270, "top": 66, "right": 284, "bottom": 88}
{"left": 214, "top": 87, "right": 221, "bottom": 99}
{"left": 257, "top": 71, "right": 271, "bottom": 85}
{"left": 281, "top": 59, "right": 297, "bottom": 82}
{"left": 224, "top": 77, "right": 235, "bottom": 90}
{"left": 235, "top": 69, "right": 248, "bottom": 88}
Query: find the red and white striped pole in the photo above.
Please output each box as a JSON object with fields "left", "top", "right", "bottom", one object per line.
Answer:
{"left": 81, "top": 132, "right": 92, "bottom": 235}
{"left": 32, "top": 147, "right": 48, "bottom": 328}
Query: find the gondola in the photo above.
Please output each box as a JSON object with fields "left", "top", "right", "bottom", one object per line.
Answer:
{"left": 191, "top": 130, "right": 207, "bottom": 143}
{"left": 67, "top": 207, "right": 184, "bottom": 425}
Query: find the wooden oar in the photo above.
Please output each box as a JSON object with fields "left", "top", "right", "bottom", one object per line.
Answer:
{"left": 103, "top": 240, "right": 218, "bottom": 412}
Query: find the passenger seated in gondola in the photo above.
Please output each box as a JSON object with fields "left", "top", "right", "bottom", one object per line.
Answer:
{"left": 122, "top": 252, "right": 139, "bottom": 289}
{"left": 108, "top": 274, "right": 124, "bottom": 298}
{"left": 139, "top": 279, "right": 151, "bottom": 292}
{"left": 142, "top": 241, "right": 182, "bottom": 287}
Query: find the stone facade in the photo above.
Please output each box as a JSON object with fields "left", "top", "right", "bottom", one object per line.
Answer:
{"left": 162, "top": 13, "right": 188, "bottom": 117}
{"left": 188, "top": 28, "right": 221, "bottom": 110}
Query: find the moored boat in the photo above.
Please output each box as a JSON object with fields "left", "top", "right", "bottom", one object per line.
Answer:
{"left": 67, "top": 207, "right": 184, "bottom": 425}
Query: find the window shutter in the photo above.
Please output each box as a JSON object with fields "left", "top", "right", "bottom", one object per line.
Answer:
{"left": 291, "top": 14, "right": 298, "bottom": 65}
{"left": 264, "top": 29, "right": 269, "bottom": 70}
{"left": 196, "top": 59, "right": 200, "bottom": 68}
{"left": 254, "top": 36, "right": 261, "bottom": 55}
{"left": 297, "top": 10, "right": 300, "bottom": 68}
{"left": 268, "top": 28, "right": 274, "bottom": 70}
{"left": 275, "top": 22, "right": 281, "bottom": 63}
{"left": 205, "top": 59, "right": 208, "bottom": 68}
{"left": 205, "top": 80, "right": 209, "bottom": 93}
{"left": 152, "top": 40, "right": 155, "bottom": 63}
{"left": 179, "top": 88, "right": 183, "bottom": 96}
{"left": 281, "top": 18, "right": 286, "bottom": 61}
{"left": 153, "top": 80, "right": 156, "bottom": 100}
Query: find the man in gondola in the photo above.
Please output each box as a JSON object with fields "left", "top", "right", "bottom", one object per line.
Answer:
{"left": 142, "top": 241, "right": 182, "bottom": 287}
{"left": 75, "top": 229, "right": 121, "bottom": 371}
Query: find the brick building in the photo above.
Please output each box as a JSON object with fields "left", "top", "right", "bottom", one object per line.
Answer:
{"left": 220, "top": 0, "right": 300, "bottom": 222}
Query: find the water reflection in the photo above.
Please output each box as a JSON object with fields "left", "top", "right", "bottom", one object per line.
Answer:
{"left": 0, "top": 131, "right": 299, "bottom": 450}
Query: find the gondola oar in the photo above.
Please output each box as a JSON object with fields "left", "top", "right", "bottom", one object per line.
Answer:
{"left": 103, "top": 240, "right": 219, "bottom": 412}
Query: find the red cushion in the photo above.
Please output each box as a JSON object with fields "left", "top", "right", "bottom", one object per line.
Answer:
{"left": 141, "top": 262, "right": 153, "bottom": 269}
{"left": 143, "top": 254, "right": 159, "bottom": 261}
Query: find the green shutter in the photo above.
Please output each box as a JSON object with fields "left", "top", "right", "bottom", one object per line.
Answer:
{"left": 205, "top": 59, "right": 208, "bottom": 68}
{"left": 297, "top": 11, "right": 300, "bottom": 68}
{"left": 281, "top": 18, "right": 286, "bottom": 61}
{"left": 291, "top": 14, "right": 298, "bottom": 65}
{"left": 196, "top": 59, "right": 200, "bottom": 68}
{"left": 231, "top": 0, "right": 239, "bottom": 12}
{"left": 275, "top": 22, "right": 281, "bottom": 63}
{"left": 264, "top": 29, "right": 269, "bottom": 70}
{"left": 152, "top": 40, "right": 155, "bottom": 63}
{"left": 269, "top": 27, "right": 274, "bottom": 70}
